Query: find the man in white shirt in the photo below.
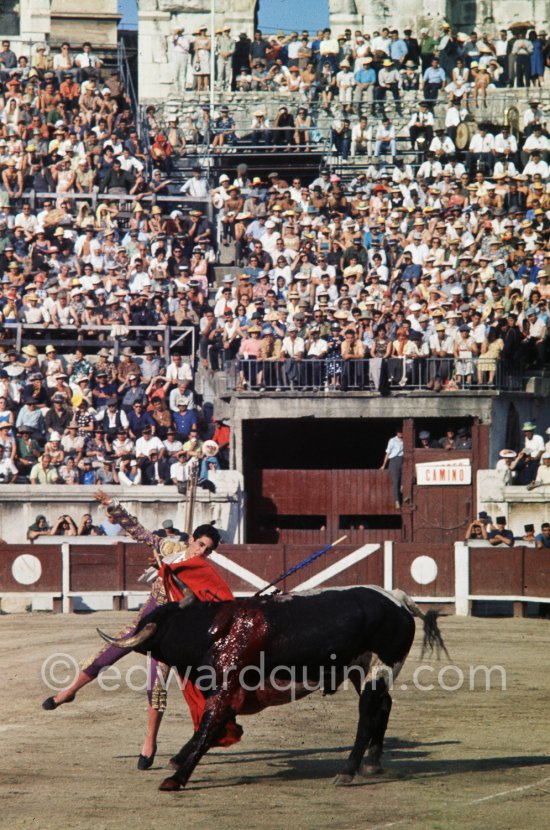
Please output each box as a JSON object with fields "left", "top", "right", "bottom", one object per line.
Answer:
{"left": 466, "top": 127, "right": 495, "bottom": 175}
{"left": 261, "top": 221, "right": 281, "bottom": 256}
{"left": 163, "top": 429, "right": 184, "bottom": 459}
{"left": 417, "top": 157, "right": 443, "bottom": 179}
{"left": 128, "top": 263, "right": 152, "bottom": 293}
{"left": 444, "top": 101, "right": 469, "bottom": 144}
{"left": 117, "top": 148, "right": 144, "bottom": 174}
{"left": 408, "top": 101, "right": 434, "bottom": 149}
{"left": 371, "top": 28, "right": 390, "bottom": 55}
{"left": 523, "top": 152, "right": 549, "bottom": 180}
{"left": 180, "top": 166, "right": 209, "bottom": 198}
{"left": 281, "top": 325, "right": 305, "bottom": 387}
{"left": 14, "top": 204, "right": 38, "bottom": 239}
{"left": 314, "top": 273, "right": 338, "bottom": 303}
{"left": 521, "top": 421, "right": 545, "bottom": 462}
{"left": 374, "top": 119, "right": 396, "bottom": 159}
{"left": 170, "top": 450, "right": 193, "bottom": 485}
{"left": 523, "top": 126, "right": 550, "bottom": 154}
{"left": 135, "top": 426, "right": 164, "bottom": 460}
{"left": 494, "top": 126, "right": 518, "bottom": 156}
{"left": 74, "top": 42, "right": 102, "bottom": 82}
{"left": 429, "top": 131, "right": 455, "bottom": 156}
{"left": 427, "top": 323, "right": 454, "bottom": 390}
{"left": 165, "top": 354, "right": 193, "bottom": 386}
{"left": 380, "top": 427, "right": 403, "bottom": 508}
{"left": 405, "top": 233, "right": 430, "bottom": 265}
{"left": 520, "top": 311, "right": 547, "bottom": 367}
{"left": 522, "top": 101, "right": 543, "bottom": 132}
{"left": 493, "top": 154, "right": 518, "bottom": 177}
{"left": 172, "top": 27, "right": 192, "bottom": 93}
{"left": 351, "top": 115, "right": 371, "bottom": 157}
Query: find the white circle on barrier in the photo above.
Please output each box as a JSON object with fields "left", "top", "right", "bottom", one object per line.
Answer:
{"left": 410, "top": 555, "right": 438, "bottom": 585}
{"left": 12, "top": 554, "right": 42, "bottom": 585}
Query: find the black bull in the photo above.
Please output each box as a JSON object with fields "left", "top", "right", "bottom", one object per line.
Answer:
{"left": 99, "top": 586, "right": 448, "bottom": 791}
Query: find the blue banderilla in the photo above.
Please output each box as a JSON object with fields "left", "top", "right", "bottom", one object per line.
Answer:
{"left": 254, "top": 535, "right": 348, "bottom": 596}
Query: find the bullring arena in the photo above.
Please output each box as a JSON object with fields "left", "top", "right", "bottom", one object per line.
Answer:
{"left": 2, "top": 610, "right": 549, "bottom": 830}
{"left": 2, "top": 1, "right": 550, "bottom": 827}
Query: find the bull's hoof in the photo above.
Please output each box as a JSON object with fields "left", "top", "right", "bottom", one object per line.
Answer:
{"left": 334, "top": 773, "right": 354, "bottom": 786}
{"left": 159, "top": 776, "right": 183, "bottom": 791}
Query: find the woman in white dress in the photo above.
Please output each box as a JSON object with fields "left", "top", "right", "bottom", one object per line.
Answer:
{"left": 193, "top": 27, "right": 211, "bottom": 93}
{"left": 445, "top": 59, "right": 470, "bottom": 103}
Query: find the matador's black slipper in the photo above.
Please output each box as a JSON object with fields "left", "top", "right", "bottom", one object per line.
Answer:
{"left": 137, "top": 745, "right": 157, "bottom": 770}
{"left": 42, "top": 693, "right": 75, "bottom": 710}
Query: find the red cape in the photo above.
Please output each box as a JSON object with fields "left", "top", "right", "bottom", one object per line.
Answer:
{"left": 159, "top": 555, "right": 240, "bottom": 747}
{"left": 161, "top": 555, "right": 234, "bottom": 604}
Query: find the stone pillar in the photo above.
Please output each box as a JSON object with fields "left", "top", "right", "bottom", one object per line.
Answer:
{"left": 329, "top": 0, "right": 361, "bottom": 34}
{"left": 482, "top": 0, "right": 550, "bottom": 32}
{"left": 354, "top": 0, "right": 447, "bottom": 34}
{"left": 5, "top": 0, "right": 51, "bottom": 57}
{"left": 138, "top": 0, "right": 257, "bottom": 103}
{"left": 50, "top": 1, "right": 120, "bottom": 47}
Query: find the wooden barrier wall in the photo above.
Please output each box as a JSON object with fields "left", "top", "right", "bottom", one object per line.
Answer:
{"left": 0, "top": 541, "right": 549, "bottom": 613}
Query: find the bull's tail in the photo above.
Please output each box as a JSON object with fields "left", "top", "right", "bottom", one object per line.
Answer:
{"left": 392, "top": 589, "right": 450, "bottom": 661}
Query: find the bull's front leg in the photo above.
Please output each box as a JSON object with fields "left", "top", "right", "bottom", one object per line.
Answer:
{"left": 160, "top": 604, "right": 268, "bottom": 791}
{"left": 159, "top": 694, "right": 235, "bottom": 791}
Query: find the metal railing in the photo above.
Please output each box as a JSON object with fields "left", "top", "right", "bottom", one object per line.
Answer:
{"left": 8, "top": 191, "right": 213, "bottom": 222}
{"left": 1, "top": 324, "right": 196, "bottom": 362}
{"left": 117, "top": 38, "right": 138, "bottom": 115}
{"left": 225, "top": 356, "right": 524, "bottom": 393}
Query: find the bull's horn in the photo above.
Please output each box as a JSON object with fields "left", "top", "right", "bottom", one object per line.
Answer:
{"left": 96, "top": 622, "right": 157, "bottom": 649}
{"left": 178, "top": 586, "right": 195, "bottom": 609}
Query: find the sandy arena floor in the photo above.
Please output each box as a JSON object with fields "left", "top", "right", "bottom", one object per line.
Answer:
{"left": 1, "top": 611, "right": 549, "bottom": 830}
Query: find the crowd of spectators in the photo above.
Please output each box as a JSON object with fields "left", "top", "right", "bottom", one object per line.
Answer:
{"left": 169, "top": 23, "right": 550, "bottom": 98}
{"left": 0, "top": 336, "right": 231, "bottom": 486}
{"left": 461, "top": 420, "right": 550, "bottom": 549}
{"left": 25, "top": 511, "right": 186, "bottom": 541}
{"left": 465, "top": 513, "right": 550, "bottom": 548}
{"left": 203, "top": 152, "right": 550, "bottom": 391}
{"left": 495, "top": 420, "right": 550, "bottom": 487}
{"left": 151, "top": 23, "right": 550, "bottom": 156}
{"left": 0, "top": 31, "right": 549, "bottom": 454}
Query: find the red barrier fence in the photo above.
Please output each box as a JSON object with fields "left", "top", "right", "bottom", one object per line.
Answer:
{"left": 0, "top": 541, "right": 548, "bottom": 614}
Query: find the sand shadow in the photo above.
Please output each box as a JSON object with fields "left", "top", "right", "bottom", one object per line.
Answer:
{"left": 153, "top": 751, "right": 550, "bottom": 792}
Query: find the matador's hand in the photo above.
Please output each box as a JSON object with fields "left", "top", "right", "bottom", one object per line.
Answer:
{"left": 94, "top": 489, "right": 112, "bottom": 507}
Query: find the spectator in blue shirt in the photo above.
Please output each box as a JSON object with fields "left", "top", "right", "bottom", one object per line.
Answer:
{"left": 487, "top": 516, "right": 514, "bottom": 546}
{"left": 127, "top": 400, "right": 155, "bottom": 438}
{"left": 121, "top": 373, "right": 147, "bottom": 410}
{"left": 536, "top": 523, "right": 550, "bottom": 549}
{"left": 79, "top": 458, "right": 97, "bottom": 485}
{"left": 172, "top": 399, "right": 198, "bottom": 440}
{"left": 389, "top": 30, "right": 408, "bottom": 64}
{"left": 353, "top": 61, "right": 376, "bottom": 110}
{"left": 423, "top": 58, "right": 446, "bottom": 101}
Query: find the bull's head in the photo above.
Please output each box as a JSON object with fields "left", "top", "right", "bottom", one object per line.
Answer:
{"left": 96, "top": 622, "right": 157, "bottom": 649}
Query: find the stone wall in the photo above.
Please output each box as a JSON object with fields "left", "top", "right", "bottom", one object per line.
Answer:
{"left": 50, "top": 0, "right": 120, "bottom": 47}
{"left": 0, "top": 1, "right": 120, "bottom": 55}
{"left": 0, "top": 0, "right": 50, "bottom": 57}
{"left": 0, "top": 473, "right": 245, "bottom": 544}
